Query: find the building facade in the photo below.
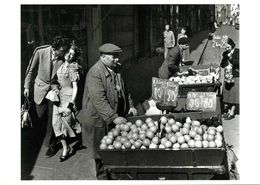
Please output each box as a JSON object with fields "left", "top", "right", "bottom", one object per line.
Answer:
{"left": 21, "top": 5, "right": 215, "bottom": 81}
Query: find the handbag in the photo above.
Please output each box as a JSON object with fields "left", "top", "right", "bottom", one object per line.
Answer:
{"left": 21, "top": 97, "right": 33, "bottom": 128}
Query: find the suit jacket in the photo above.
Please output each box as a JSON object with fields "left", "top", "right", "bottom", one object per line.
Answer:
{"left": 158, "top": 46, "right": 182, "bottom": 79}
{"left": 24, "top": 45, "right": 63, "bottom": 104}
{"left": 77, "top": 59, "right": 132, "bottom": 128}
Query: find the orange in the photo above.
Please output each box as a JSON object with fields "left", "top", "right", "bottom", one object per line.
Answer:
{"left": 99, "top": 143, "right": 107, "bottom": 150}
{"left": 107, "top": 145, "right": 115, "bottom": 150}
{"left": 169, "top": 135, "right": 177, "bottom": 144}
{"left": 177, "top": 136, "right": 185, "bottom": 144}
{"left": 202, "top": 140, "right": 209, "bottom": 148}
{"left": 171, "top": 124, "right": 180, "bottom": 133}
{"left": 207, "top": 134, "right": 215, "bottom": 141}
{"left": 215, "top": 139, "right": 223, "bottom": 148}
{"left": 135, "top": 119, "right": 143, "bottom": 127}
{"left": 164, "top": 140, "right": 172, "bottom": 148}
{"left": 145, "top": 117, "right": 153, "bottom": 124}
{"left": 180, "top": 143, "right": 189, "bottom": 149}
{"left": 160, "top": 116, "right": 168, "bottom": 124}
{"left": 208, "top": 141, "right": 216, "bottom": 148}
{"left": 168, "top": 118, "right": 176, "bottom": 125}
{"left": 195, "top": 140, "right": 202, "bottom": 148}
{"left": 188, "top": 139, "right": 195, "bottom": 148}
{"left": 172, "top": 143, "right": 181, "bottom": 149}
{"left": 189, "top": 130, "right": 197, "bottom": 138}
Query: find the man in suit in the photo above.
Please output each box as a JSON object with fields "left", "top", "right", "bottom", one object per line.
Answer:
{"left": 23, "top": 35, "right": 70, "bottom": 157}
{"left": 158, "top": 37, "right": 189, "bottom": 79}
{"left": 77, "top": 43, "right": 138, "bottom": 179}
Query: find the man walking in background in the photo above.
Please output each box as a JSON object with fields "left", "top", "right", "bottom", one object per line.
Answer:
{"left": 163, "top": 24, "right": 175, "bottom": 59}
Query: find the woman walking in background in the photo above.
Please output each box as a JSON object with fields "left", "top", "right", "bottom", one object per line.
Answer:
{"left": 177, "top": 27, "right": 190, "bottom": 62}
{"left": 221, "top": 38, "right": 239, "bottom": 120}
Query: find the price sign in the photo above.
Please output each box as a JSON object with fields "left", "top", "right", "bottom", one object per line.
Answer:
{"left": 196, "top": 68, "right": 210, "bottom": 76}
{"left": 186, "top": 92, "right": 217, "bottom": 111}
{"left": 152, "top": 77, "right": 179, "bottom": 106}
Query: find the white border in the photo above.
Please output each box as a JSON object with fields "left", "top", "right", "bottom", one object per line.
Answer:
{"left": 1, "top": 0, "right": 260, "bottom": 184}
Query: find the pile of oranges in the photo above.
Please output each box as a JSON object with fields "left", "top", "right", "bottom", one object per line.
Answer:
{"left": 99, "top": 116, "right": 224, "bottom": 150}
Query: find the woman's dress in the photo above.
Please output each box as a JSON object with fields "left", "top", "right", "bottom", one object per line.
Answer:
{"left": 52, "top": 62, "right": 81, "bottom": 137}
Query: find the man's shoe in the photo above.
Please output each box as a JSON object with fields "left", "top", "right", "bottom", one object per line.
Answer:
{"left": 45, "top": 143, "right": 59, "bottom": 158}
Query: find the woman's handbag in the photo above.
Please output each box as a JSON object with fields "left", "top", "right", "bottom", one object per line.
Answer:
{"left": 21, "top": 97, "right": 33, "bottom": 128}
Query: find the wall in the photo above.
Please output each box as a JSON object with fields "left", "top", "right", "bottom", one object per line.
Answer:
{"left": 101, "top": 5, "right": 135, "bottom": 62}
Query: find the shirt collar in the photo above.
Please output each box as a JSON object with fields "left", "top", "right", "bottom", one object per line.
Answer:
{"left": 51, "top": 48, "right": 58, "bottom": 61}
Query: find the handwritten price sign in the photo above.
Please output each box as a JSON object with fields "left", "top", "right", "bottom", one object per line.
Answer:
{"left": 152, "top": 77, "right": 179, "bottom": 106}
{"left": 186, "top": 92, "right": 217, "bottom": 111}
{"left": 212, "top": 35, "right": 228, "bottom": 48}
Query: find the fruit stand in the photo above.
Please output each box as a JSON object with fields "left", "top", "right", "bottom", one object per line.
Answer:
{"left": 97, "top": 111, "right": 230, "bottom": 180}
{"left": 174, "top": 64, "right": 222, "bottom": 98}
{"left": 97, "top": 64, "right": 230, "bottom": 180}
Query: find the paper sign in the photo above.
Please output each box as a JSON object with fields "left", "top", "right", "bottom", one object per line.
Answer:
{"left": 152, "top": 77, "right": 179, "bottom": 106}
{"left": 186, "top": 92, "right": 217, "bottom": 111}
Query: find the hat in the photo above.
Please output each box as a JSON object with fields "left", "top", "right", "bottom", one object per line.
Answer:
{"left": 99, "top": 43, "right": 122, "bottom": 54}
{"left": 178, "top": 37, "right": 189, "bottom": 45}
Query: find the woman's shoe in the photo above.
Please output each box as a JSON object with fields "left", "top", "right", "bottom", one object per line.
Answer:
{"left": 59, "top": 146, "right": 71, "bottom": 162}
{"left": 224, "top": 114, "right": 235, "bottom": 120}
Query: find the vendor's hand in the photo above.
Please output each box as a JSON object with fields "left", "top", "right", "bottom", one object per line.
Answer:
{"left": 113, "top": 117, "right": 127, "bottom": 125}
{"left": 24, "top": 88, "right": 29, "bottom": 98}
{"left": 128, "top": 107, "right": 138, "bottom": 116}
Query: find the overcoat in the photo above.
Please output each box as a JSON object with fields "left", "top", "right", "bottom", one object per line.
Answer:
{"left": 77, "top": 59, "right": 132, "bottom": 158}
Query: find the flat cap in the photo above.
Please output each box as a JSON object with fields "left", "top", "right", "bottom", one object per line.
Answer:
{"left": 99, "top": 43, "right": 122, "bottom": 54}
{"left": 178, "top": 37, "right": 189, "bottom": 45}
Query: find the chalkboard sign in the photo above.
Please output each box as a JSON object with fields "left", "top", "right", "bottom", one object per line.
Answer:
{"left": 152, "top": 77, "right": 179, "bottom": 106}
{"left": 186, "top": 92, "right": 217, "bottom": 111}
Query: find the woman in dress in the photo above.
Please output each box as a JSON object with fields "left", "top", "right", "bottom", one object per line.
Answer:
{"left": 177, "top": 27, "right": 190, "bottom": 62}
{"left": 51, "top": 44, "right": 82, "bottom": 162}
{"left": 220, "top": 38, "right": 239, "bottom": 120}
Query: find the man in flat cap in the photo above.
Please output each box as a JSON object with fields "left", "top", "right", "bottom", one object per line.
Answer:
{"left": 77, "top": 43, "right": 138, "bottom": 179}
{"left": 158, "top": 37, "right": 189, "bottom": 78}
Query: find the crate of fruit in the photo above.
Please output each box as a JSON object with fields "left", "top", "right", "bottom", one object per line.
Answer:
{"left": 97, "top": 112, "right": 229, "bottom": 180}
{"left": 170, "top": 64, "right": 222, "bottom": 98}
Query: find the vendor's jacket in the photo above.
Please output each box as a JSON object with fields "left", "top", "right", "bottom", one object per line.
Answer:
{"left": 158, "top": 45, "right": 182, "bottom": 79}
{"left": 77, "top": 59, "right": 133, "bottom": 127}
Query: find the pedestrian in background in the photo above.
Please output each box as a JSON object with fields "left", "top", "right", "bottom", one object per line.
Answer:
{"left": 23, "top": 35, "right": 71, "bottom": 158}
{"left": 221, "top": 38, "right": 239, "bottom": 120}
{"left": 163, "top": 24, "right": 175, "bottom": 59}
{"left": 177, "top": 27, "right": 190, "bottom": 61}
{"left": 46, "top": 44, "right": 82, "bottom": 162}
{"left": 77, "top": 43, "right": 138, "bottom": 179}
{"left": 158, "top": 37, "right": 190, "bottom": 79}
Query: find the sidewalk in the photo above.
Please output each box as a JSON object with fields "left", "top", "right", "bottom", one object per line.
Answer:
{"left": 22, "top": 27, "right": 239, "bottom": 180}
